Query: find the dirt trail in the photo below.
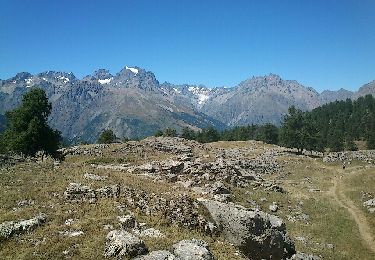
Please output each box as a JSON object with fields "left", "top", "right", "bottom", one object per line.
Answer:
{"left": 327, "top": 166, "right": 375, "bottom": 253}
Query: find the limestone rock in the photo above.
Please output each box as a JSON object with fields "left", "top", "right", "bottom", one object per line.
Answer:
{"left": 0, "top": 213, "right": 47, "bottom": 241}
{"left": 172, "top": 239, "right": 214, "bottom": 260}
{"left": 118, "top": 214, "right": 137, "bottom": 230}
{"left": 104, "top": 230, "right": 148, "bottom": 258}
{"left": 288, "top": 252, "right": 322, "bottom": 260}
{"left": 95, "top": 184, "right": 120, "bottom": 199}
{"left": 64, "top": 183, "right": 96, "bottom": 203}
{"left": 200, "top": 199, "right": 295, "bottom": 259}
{"left": 133, "top": 250, "right": 176, "bottom": 260}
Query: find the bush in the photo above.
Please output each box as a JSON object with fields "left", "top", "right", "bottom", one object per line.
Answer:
{"left": 98, "top": 129, "right": 117, "bottom": 144}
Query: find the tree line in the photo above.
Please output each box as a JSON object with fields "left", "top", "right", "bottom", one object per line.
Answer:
{"left": 1, "top": 88, "right": 374, "bottom": 157}
{"left": 155, "top": 94, "right": 375, "bottom": 152}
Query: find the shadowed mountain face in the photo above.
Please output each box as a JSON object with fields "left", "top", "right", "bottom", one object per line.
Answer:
{"left": 0, "top": 67, "right": 374, "bottom": 143}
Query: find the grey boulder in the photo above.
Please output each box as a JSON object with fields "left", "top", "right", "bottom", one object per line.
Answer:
{"left": 104, "top": 230, "right": 148, "bottom": 258}
{"left": 172, "top": 239, "right": 214, "bottom": 260}
{"left": 200, "top": 199, "right": 295, "bottom": 259}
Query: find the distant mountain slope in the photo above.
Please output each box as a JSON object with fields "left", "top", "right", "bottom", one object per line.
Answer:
{"left": 200, "top": 74, "right": 321, "bottom": 126}
{"left": 1, "top": 67, "right": 374, "bottom": 142}
{"left": 0, "top": 67, "right": 224, "bottom": 143}
{"left": 319, "top": 88, "right": 354, "bottom": 104}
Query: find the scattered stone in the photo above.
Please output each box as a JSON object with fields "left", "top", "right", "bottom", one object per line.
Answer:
{"left": 172, "top": 239, "right": 214, "bottom": 260}
{"left": 323, "top": 150, "right": 375, "bottom": 164}
{"left": 269, "top": 202, "right": 279, "bottom": 212}
{"left": 59, "top": 230, "right": 84, "bottom": 237}
{"left": 64, "top": 219, "right": 74, "bottom": 226}
{"left": 84, "top": 173, "right": 107, "bottom": 181}
{"left": 0, "top": 213, "right": 47, "bottom": 241}
{"left": 95, "top": 184, "right": 120, "bottom": 199}
{"left": 133, "top": 250, "right": 177, "bottom": 260}
{"left": 103, "top": 224, "right": 114, "bottom": 230}
{"left": 200, "top": 199, "right": 295, "bottom": 259}
{"left": 104, "top": 230, "right": 148, "bottom": 258}
{"left": 134, "top": 228, "right": 165, "bottom": 238}
{"left": 64, "top": 183, "right": 96, "bottom": 203}
{"left": 288, "top": 252, "right": 322, "bottom": 260}
{"left": 210, "top": 181, "right": 230, "bottom": 195}
{"left": 118, "top": 214, "right": 137, "bottom": 230}
{"left": 363, "top": 198, "right": 375, "bottom": 213}
{"left": 17, "top": 199, "right": 34, "bottom": 208}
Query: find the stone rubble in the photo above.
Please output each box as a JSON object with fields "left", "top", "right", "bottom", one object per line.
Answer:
{"left": 323, "top": 150, "right": 375, "bottom": 164}
{"left": 363, "top": 198, "right": 375, "bottom": 213}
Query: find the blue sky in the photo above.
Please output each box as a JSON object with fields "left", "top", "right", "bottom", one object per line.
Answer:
{"left": 1, "top": 0, "right": 374, "bottom": 92}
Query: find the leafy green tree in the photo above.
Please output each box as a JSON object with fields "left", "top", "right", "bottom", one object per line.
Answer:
{"left": 2, "top": 88, "right": 61, "bottom": 157}
{"left": 163, "top": 128, "right": 177, "bottom": 137}
{"left": 98, "top": 129, "right": 117, "bottom": 144}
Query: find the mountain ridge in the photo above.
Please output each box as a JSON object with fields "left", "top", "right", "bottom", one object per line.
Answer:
{"left": 1, "top": 66, "right": 374, "bottom": 142}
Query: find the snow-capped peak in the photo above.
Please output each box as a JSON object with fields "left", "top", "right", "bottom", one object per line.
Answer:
{"left": 126, "top": 66, "right": 139, "bottom": 74}
{"left": 98, "top": 77, "right": 113, "bottom": 84}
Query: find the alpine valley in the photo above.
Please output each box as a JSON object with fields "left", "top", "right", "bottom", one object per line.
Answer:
{"left": 0, "top": 66, "right": 374, "bottom": 143}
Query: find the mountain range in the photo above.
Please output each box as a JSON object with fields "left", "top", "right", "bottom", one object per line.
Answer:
{"left": 0, "top": 66, "right": 374, "bottom": 143}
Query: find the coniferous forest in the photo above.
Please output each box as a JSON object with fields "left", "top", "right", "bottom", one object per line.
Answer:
{"left": 163, "top": 94, "right": 375, "bottom": 152}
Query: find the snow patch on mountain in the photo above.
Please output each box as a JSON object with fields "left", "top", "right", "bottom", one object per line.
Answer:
{"left": 56, "top": 76, "right": 70, "bottom": 83}
{"left": 126, "top": 66, "right": 139, "bottom": 74}
{"left": 98, "top": 77, "right": 113, "bottom": 84}
{"left": 188, "top": 86, "right": 211, "bottom": 106}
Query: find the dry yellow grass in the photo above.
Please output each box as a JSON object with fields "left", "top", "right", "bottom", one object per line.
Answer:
{"left": 0, "top": 141, "right": 374, "bottom": 259}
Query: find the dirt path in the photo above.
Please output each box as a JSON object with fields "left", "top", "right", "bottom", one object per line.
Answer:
{"left": 327, "top": 167, "right": 375, "bottom": 253}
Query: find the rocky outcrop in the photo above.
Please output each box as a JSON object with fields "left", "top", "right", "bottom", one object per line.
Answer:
{"left": 63, "top": 183, "right": 119, "bottom": 203}
{"left": 200, "top": 199, "right": 295, "bottom": 259}
{"left": 104, "top": 230, "right": 148, "bottom": 258}
{"left": 0, "top": 213, "right": 47, "bottom": 241}
{"left": 63, "top": 183, "right": 96, "bottom": 203}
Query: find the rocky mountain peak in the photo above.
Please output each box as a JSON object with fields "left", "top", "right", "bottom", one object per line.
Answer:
{"left": 36, "top": 71, "right": 76, "bottom": 84}
{"left": 83, "top": 69, "right": 114, "bottom": 84}
{"left": 8, "top": 72, "right": 33, "bottom": 83}
{"left": 113, "top": 66, "right": 159, "bottom": 91}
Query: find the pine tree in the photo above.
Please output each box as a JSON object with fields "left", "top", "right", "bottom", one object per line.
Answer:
{"left": 279, "top": 106, "right": 304, "bottom": 153}
{"left": 181, "top": 127, "right": 196, "bottom": 140}
{"left": 98, "top": 129, "right": 117, "bottom": 144}
{"left": 2, "top": 88, "right": 61, "bottom": 157}
{"left": 163, "top": 128, "right": 177, "bottom": 137}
